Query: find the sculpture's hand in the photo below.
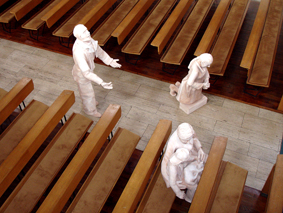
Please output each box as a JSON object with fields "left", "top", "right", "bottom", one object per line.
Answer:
{"left": 101, "top": 82, "right": 113, "bottom": 89}
{"left": 197, "top": 149, "right": 205, "bottom": 163}
{"left": 110, "top": 59, "right": 122, "bottom": 68}
{"left": 202, "top": 82, "right": 210, "bottom": 89}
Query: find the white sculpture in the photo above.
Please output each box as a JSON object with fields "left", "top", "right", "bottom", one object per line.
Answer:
{"left": 169, "top": 53, "right": 213, "bottom": 114}
{"left": 161, "top": 123, "right": 207, "bottom": 202}
{"left": 72, "top": 24, "right": 121, "bottom": 117}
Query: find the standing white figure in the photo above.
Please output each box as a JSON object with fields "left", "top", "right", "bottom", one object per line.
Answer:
{"left": 72, "top": 24, "right": 121, "bottom": 117}
{"left": 169, "top": 53, "right": 213, "bottom": 114}
{"left": 161, "top": 123, "right": 207, "bottom": 202}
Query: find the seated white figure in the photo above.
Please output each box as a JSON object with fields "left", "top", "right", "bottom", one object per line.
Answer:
{"left": 167, "top": 148, "right": 205, "bottom": 202}
{"left": 72, "top": 24, "right": 121, "bottom": 118}
{"left": 169, "top": 53, "right": 213, "bottom": 114}
{"left": 161, "top": 123, "right": 207, "bottom": 202}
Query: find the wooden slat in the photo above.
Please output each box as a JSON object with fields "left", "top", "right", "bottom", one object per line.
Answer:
{"left": 160, "top": 0, "right": 214, "bottom": 65}
{"left": 247, "top": 0, "right": 283, "bottom": 87}
{"left": 52, "top": 0, "right": 101, "bottom": 38}
{"left": 36, "top": 104, "right": 121, "bottom": 213}
{"left": 210, "top": 162, "right": 248, "bottom": 213}
{"left": 67, "top": 127, "right": 141, "bottom": 213}
{"left": 113, "top": 119, "right": 172, "bottom": 213}
{"left": 265, "top": 154, "right": 283, "bottom": 213}
{"left": 0, "top": 0, "right": 9, "bottom": 7}
{"left": 10, "top": 0, "right": 44, "bottom": 21}
{"left": 135, "top": 160, "right": 176, "bottom": 213}
{"left": 111, "top": 0, "right": 156, "bottom": 45}
{"left": 0, "top": 77, "right": 34, "bottom": 125}
{"left": 240, "top": 0, "right": 270, "bottom": 69}
{"left": 41, "top": 0, "right": 80, "bottom": 28}
{"left": 0, "top": 88, "right": 7, "bottom": 100}
{"left": 21, "top": 0, "right": 61, "bottom": 30}
{"left": 194, "top": 0, "right": 232, "bottom": 56}
{"left": 78, "top": 0, "right": 117, "bottom": 30}
{"left": 122, "top": 0, "right": 177, "bottom": 55}
{"left": 0, "top": 100, "right": 48, "bottom": 165}
{"left": 277, "top": 95, "right": 283, "bottom": 111}
{"left": 188, "top": 136, "right": 227, "bottom": 213}
{"left": 151, "top": 0, "right": 193, "bottom": 55}
{"left": 0, "top": 113, "right": 93, "bottom": 213}
{"left": 0, "top": 1, "right": 19, "bottom": 24}
{"left": 209, "top": 0, "right": 250, "bottom": 76}
{"left": 0, "top": 90, "right": 75, "bottom": 197}
{"left": 92, "top": 0, "right": 138, "bottom": 46}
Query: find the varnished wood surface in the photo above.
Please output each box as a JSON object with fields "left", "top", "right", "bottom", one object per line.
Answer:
{"left": 0, "top": 0, "right": 282, "bottom": 112}
{"left": 0, "top": 112, "right": 268, "bottom": 213}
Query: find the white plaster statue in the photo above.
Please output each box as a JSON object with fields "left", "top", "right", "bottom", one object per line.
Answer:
{"left": 72, "top": 24, "right": 121, "bottom": 117}
{"left": 161, "top": 123, "right": 207, "bottom": 202}
{"left": 169, "top": 53, "right": 213, "bottom": 114}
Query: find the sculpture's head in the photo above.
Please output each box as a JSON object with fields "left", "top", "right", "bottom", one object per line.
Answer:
{"left": 73, "top": 24, "right": 91, "bottom": 42}
{"left": 170, "top": 148, "right": 190, "bottom": 165}
{"left": 177, "top": 123, "right": 195, "bottom": 144}
{"left": 198, "top": 53, "right": 213, "bottom": 68}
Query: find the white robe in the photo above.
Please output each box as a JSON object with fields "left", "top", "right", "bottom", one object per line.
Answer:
{"left": 72, "top": 39, "right": 113, "bottom": 114}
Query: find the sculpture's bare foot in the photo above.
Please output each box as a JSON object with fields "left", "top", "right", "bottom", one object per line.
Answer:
{"left": 92, "top": 111, "right": 101, "bottom": 118}
{"left": 175, "top": 81, "right": 181, "bottom": 87}
{"left": 169, "top": 84, "right": 178, "bottom": 96}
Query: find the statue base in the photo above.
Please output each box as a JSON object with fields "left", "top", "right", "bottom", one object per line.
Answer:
{"left": 179, "top": 95, "right": 207, "bottom": 114}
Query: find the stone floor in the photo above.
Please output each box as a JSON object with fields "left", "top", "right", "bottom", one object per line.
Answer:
{"left": 0, "top": 38, "right": 282, "bottom": 191}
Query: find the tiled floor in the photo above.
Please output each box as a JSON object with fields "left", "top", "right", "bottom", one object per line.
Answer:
{"left": 0, "top": 38, "right": 282, "bottom": 191}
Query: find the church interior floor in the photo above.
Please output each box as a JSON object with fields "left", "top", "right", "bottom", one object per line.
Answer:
{"left": 1, "top": 38, "right": 282, "bottom": 194}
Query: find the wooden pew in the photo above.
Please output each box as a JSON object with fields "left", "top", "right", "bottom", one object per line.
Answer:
{"left": 0, "top": 90, "right": 75, "bottom": 197}
{"left": 208, "top": 0, "right": 250, "bottom": 76}
{"left": 52, "top": 0, "right": 117, "bottom": 44}
{"left": 113, "top": 119, "right": 172, "bottom": 213}
{"left": 21, "top": 0, "right": 79, "bottom": 34}
{"left": 121, "top": 0, "right": 177, "bottom": 55}
{"left": 160, "top": 0, "right": 215, "bottom": 65}
{"left": 0, "top": 100, "right": 48, "bottom": 165}
{"left": 194, "top": 0, "right": 233, "bottom": 56}
{"left": 65, "top": 127, "right": 141, "bottom": 213}
{"left": 189, "top": 136, "right": 247, "bottom": 213}
{"left": 52, "top": 0, "right": 101, "bottom": 39}
{"left": 36, "top": 104, "right": 121, "bottom": 213}
{"left": 0, "top": 0, "right": 45, "bottom": 26}
{"left": 0, "top": 113, "right": 93, "bottom": 213}
{"left": 78, "top": 0, "right": 117, "bottom": 31}
{"left": 240, "top": 0, "right": 270, "bottom": 70}
{"left": 278, "top": 95, "right": 283, "bottom": 111}
{"left": 111, "top": 0, "right": 156, "bottom": 45}
{"left": 92, "top": 0, "right": 139, "bottom": 46}
{"left": 0, "top": 0, "right": 9, "bottom": 7}
{"left": 245, "top": 0, "right": 283, "bottom": 87}
{"left": 151, "top": 0, "right": 194, "bottom": 55}
{"left": 261, "top": 154, "right": 283, "bottom": 213}
{"left": 0, "top": 77, "right": 33, "bottom": 125}
{"left": 41, "top": 0, "right": 80, "bottom": 28}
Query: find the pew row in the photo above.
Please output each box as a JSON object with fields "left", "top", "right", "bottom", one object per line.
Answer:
{"left": 92, "top": 0, "right": 139, "bottom": 46}
{"left": 207, "top": 0, "right": 250, "bottom": 76}
{"left": 0, "top": 77, "right": 33, "bottom": 125}
{"left": 151, "top": 0, "right": 194, "bottom": 55}
{"left": 36, "top": 104, "right": 121, "bottom": 212}
{"left": 0, "top": 0, "right": 44, "bottom": 27}
{"left": 0, "top": 113, "right": 93, "bottom": 212}
{"left": 242, "top": 0, "right": 283, "bottom": 87}
{"left": 160, "top": 0, "right": 214, "bottom": 65}
{"left": 111, "top": 0, "right": 156, "bottom": 45}
{"left": 194, "top": 0, "right": 233, "bottom": 56}
{"left": 121, "top": 0, "right": 177, "bottom": 55}
{"left": 0, "top": 89, "right": 75, "bottom": 198}
{"left": 261, "top": 154, "right": 283, "bottom": 213}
